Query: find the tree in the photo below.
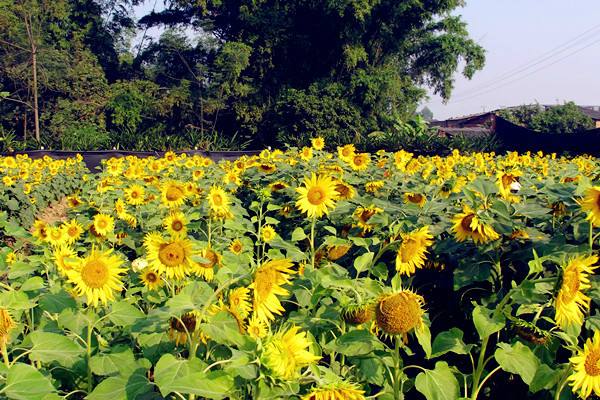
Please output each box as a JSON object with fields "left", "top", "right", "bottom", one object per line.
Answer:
{"left": 140, "top": 0, "right": 485, "bottom": 145}
{"left": 419, "top": 106, "right": 434, "bottom": 122}
{"left": 498, "top": 102, "right": 594, "bottom": 133}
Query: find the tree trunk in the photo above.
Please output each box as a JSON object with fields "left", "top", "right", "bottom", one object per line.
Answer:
{"left": 25, "top": 13, "right": 40, "bottom": 142}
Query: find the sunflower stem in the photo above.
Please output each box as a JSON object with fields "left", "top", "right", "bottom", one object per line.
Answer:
{"left": 471, "top": 335, "right": 489, "bottom": 395}
{"left": 589, "top": 220, "right": 593, "bottom": 251}
{"left": 310, "top": 218, "right": 316, "bottom": 269}
{"left": 1, "top": 341, "right": 9, "bottom": 368}
{"left": 86, "top": 309, "right": 95, "bottom": 393}
{"left": 393, "top": 335, "right": 403, "bottom": 400}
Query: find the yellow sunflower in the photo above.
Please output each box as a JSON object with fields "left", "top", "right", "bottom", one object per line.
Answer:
{"left": 161, "top": 180, "right": 187, "bottom": 208}
{"left": 302, "top": 381, "right": 365, "bottom": 400}
{"left": 299, "top": 147, "right": 313, "bottom": 161}
{"left": 311, "top": 137, "right": 325, "bottom": 150}
{"left": 404, "top": 192, "right": 427, "bottom": 207}
{"left": 93, "top": 213, "right": 115, "bottom": 237}
{"left": 353, "top": 205, "right": 383, "bottom": 233}
{"left": 349, "top": 153, "right": 370, "bottom": 171}
{"left": 375, "top": 289, "right": 425, "bottom": 341}
{"left": 581, "top": 186, "right": 600, "bottom": 226}
{"left": 555, "top": 255, "right": 598, "bottom": 329}
{"left": 568, "top": 330, "right": 600, "bottom": 399}
{"left": 140, "top": 269, "right": 163, "bottom": 291}
{"left": 31, "top": 220, "right": 49, "bottom": 241}
{"left": 334, "top": 181, "right": 356, "bottom": 200}
{"left": 295, "top": 173, "right": 339, "bottom": 219}
{"left": 229, "top": 239, "right": 244, "bottom": 255}
{"left": 53, "top": 245, "right": 78, "bottom": 276}
{"left": 144, "top": 232, "right": 195, "bottom": 280}
{"left": 0, "top": 308, "right": 15, "bottom": 346}
{"left": 125, "top": 184, "right": 146, "bottom": 205}
{"left": 66, "top": 248, "right": 126, "bottom": 307}
{"left": 249, "top": 259, "right": 296, "bottom": 323}
{"left": 228, "top": 287, "right": 252, "bottom": 319}
{"left": 263, "top": 325, "right": 321, "bottom": 380}
{"left": 163, "top": 211, "right": 188, "bottom": 238}
{"left": 247, "top": 316, "right": 268, "bottom": 339}
{"left": 396, "top": 226, "right": 434, "bottom": 276}
{"left": 47, "top": 226, "right": 67, "bottom": 247}
{"left": 338, "top": 144, "right": 356, "bottom": 162}
{"left": 62, "top": 219, "right": 83, "bottom": 244}
{"left": 208, "top": 185, "right": 232, "bottom": 219}
{"left": 451, "top": 208, "right": 500, "bottom": 244}
{"left": 194, "top": 247, "right": 221, "bottom": 281}
{"left": 261, "top": 225, "right": 277, "bottom": 243}
{"left": 365, "top": 180, "right": 384, "bottom": 194}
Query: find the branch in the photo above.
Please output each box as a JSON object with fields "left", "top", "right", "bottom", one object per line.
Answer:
{"left": 0, "top": 96, "right": 33, "bottom": 109}
{"left": 0, "top": 38, "right": 29, "bottom": 52}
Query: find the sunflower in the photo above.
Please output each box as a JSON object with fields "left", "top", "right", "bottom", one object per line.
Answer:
{"left": 302, "top": 381, "right": 366, "bottom": 400}
{"left": 555, "top": 255, "right": 598, "bottom": 329}
{"left": 269, "top": 181, "right": 288, "bottom": 192}
{"left": 338, "top": 144, "right": 356, "bottom": 162}
{"left": 261, "top": 225, "right": 277, "bottom": 243}
{"left": 228, "top": 287, "right": 252, "bottom": 319}
{"left": 349, "top": 153, "right": 370, "bottom": 171}
{"left": 334, "top": 181, "right": 355, "bottom": 200}
{"left": 161, "top": 180, "right": 187, "bottom": 208}
{"left": 295, "top": 174, "right": 339, "bottom": 219}
{"left": 144, "top": 232, "right": 195, "bottom": 280}
{"left": 395, "top": 226, "right": 434, "bottom": 276}
{"left": 208, "top": 186, "right": 232, "bottom": 219}
{"left": 53, "top": 245, "right": 78, "bottom": 276}
{"left": 229, "top": 239, "right": 244, "bottom": 255}
{"left": 66, "top": 248, "right": 126, "bottom": 307}
{"left": 299, "top": 147, "right": 313, "bottom": 161}
{"left": 451, "top": 208, "right": 499, "bottom": 244}
{"left": 31, "top": 220, "right": 49, "bottom": 241}
{"left": 404, "top": 192, "right": 426, "bottom": 207}
{"left": 0, "top": 308, "right": 15, "bottom": 346}
{"left": 365, "top": 180, "right": 384, "bottom": 194}
{"left": 581, "top": 186, "right": 600, "bottom": 226}
{"left": 258, "top": 163, "right": 277, "bottom": 174}
{"left": 353, "top": 205, "right": 383, "bottom": 233}
{"left": 169, "top": 312, "right": 198, "bottom": 346}
{"left": 194, "top": 247, "right": 221, "bottom": 281}
{"left": 247, "top": 316, "right": 268, "bottom": 339}
{"left": 327, "top": 244, "right": 351, "bottom": 261}
{"left": 47, "top": 226, "right": 67, "bottom": 247}
{"left": 375, "top": 289, "right": 425, "bottom": 340}
{"left": 311, "top": 137, "right": 325, "bottom": 150}
{"left": 62, "top": 219, "right": 83, "bottom": 244}
{"left": 263, "top": 325, "right": 320, "bottom": 380}
{"left": 342, "top": 303, "right": 373, "bottom": 325}
{"left": 125, "top": 184, "right": 145, "bottom": 205}
{"left": 93, "top": 213, "right": 115, "bottom": 237}
{"left": 568, "top": 330, "right": 600, "bottom": 398}
{"left": 249, "top": 259, "right": 296, "bottom": 323}
{"left": 497, "top": 171, "right": 522, "bottom": 200}
{"left": 140, "top": 269, "right": 162, "bottom": 291}
{"left": 163, "top": 211, "right": 188, "bottom": 238}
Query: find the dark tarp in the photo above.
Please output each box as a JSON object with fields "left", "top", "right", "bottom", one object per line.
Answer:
{"left": 0, "top": 150, "right": 261, "bottom": 170}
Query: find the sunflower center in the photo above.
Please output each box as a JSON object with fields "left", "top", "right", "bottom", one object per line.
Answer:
{"left": 376, "top": 292, "right": 422, "bottom": 335}
{"left": 399, "top": 239, "right": 419, "bottom": 263}
{"left": 200, "top": 249, "right": 218, "bottom": 269}
{"left": 501, "top": 174, "right": 516, "bottom": 188}
{"left": 68, "top": 227, "right": 79, "bottom": 237}
{"left": 307, "top": 187, "right": 326, "bottom": 205}
{"left": 166, "top": 186, "right": 184, "bottom": 202}
{"left": 158, "top": 242, "right": 185, "bottom": 267}
{"left": 212, "top": 194, "right": 223, "bottom": 206}
{"left": 97, "top": 219, "right": 108, "bottom": 229}
{"left": 408, "top": 194, "right": 423, "bottom": 204}
{"left": 81, "top": 259, "right": 109, "bottom": 289}
{"left": 131, "top": 191, "right": 139, "bottom": 198}
{"left": 584, "top": 349, "right": 600, "bottom": 376}
{"left": 360, "top": 209, "right": 376, "bottom": 222}
{"left": 170, "top": 313, "right": 196, "bottom": 333}
{"left": 354, "top": 156, "right": 364, "bottom": 165}
{"left": 171, "top": 220, "right": 184, "bottom": 232}
{"left": 146, "top": 272, "right": 158, "bottom": 283}
{"left": 461, "top": 214, "right": 477, "bottom": 233}
{"left": 561, "top": 269, "right": 580, "bottom": 303}
{"left": 335, "top": 184, "right": 349, "bottom": 197}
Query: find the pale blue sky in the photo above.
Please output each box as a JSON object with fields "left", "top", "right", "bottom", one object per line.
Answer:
{"left": 135, "top": 1, "right": 600, "bottom": 120}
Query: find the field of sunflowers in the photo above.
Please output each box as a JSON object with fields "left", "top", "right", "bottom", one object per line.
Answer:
{"left": 1, "top": 140, "right": 600, "bottom": 399}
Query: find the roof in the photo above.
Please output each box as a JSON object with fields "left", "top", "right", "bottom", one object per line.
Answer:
{"left": 436, "top": 126, "right": 493, "bottom": 137}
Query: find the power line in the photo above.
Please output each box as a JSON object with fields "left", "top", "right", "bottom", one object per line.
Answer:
{"left": 452, "top": 22, "right": 600, "bottom": 98}
{"left": 449, "top": 37, "right": 600, "bottom": 104}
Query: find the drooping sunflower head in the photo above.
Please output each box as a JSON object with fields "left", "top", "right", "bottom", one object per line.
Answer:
{"left": 228, "top": 287, "right": 252, "bottom": 319}
{"left": 327, "top": 244, "right": 351, "bottom": 261}
{"left": 295, "top": 173, "right": 339, "bottom": 219}
{"left": 93, "top": 213, "right": 115, "bottom": 237}
{"left": 0, "top": 308, "right": 15, "bottom": 345}
{"left": 140, "top": 268, "right": 162, "bottom": 291}
{"left": 144, "top": 232, "right": 194, "bottom": 280}
{"left": 404, "top": 192, "right": 426, "bottom": 207}
{"left": 161, "top": 180, "right": 187, "bottom": 208}
{"left": 249, "top": 259, "right": 295, "bottom": 323}
{"left": 334, "top": 181, "right": 355, "bottom": 200}
{"left": 451, "top": 208, "right": 500, "bottom": 244}
{"left": 375, "top": 289, "right": 425, "bottom": 338}
{"left": 262, "top": 325, "right": 321, "bottom": 380}
{"left": 169, "top": 312, "right": 198, "bottom": 346}
{"left": 581, "top": 186, "right": 600, "bottom": 226}
{"left": 66, "top": 248, "right": 126, "bottom": 308}
{"left": 352, "top": 205, "right": 383, "bottom": 233}
{"left": 342, "top": 303, "right": 373, "bottom": 325}
{"left": 568, "top": 330, "right": 600, "bottom": 399}
{"left": 53, "top": 245, "right": 78, "bottom": 276}
{"left": 365, "top": 180, "right": 385, "bottom": 194}
{"left": 194, "top": 247, "right": 222, "bottom": 281}
{"left": 395, "top": 226, "right": 434, "bottom": 276}
{"left": 163, "top": 211, "right": 188, "bottom": 238}
{"left": 302, "top": 380, "right": 366, "bottom": 400}
{"left": 555, "top": 255, "right": 598, "bottom": 329}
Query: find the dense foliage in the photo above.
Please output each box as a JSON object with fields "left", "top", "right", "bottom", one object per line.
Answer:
{"left": 0, "top": 0, "right": 484, "bottom": 150}
{"left": 1, "top": 144, "right": 600, "bottom": 399}
{"left": 497, "top": 102, "right": 595, "bottom": 134}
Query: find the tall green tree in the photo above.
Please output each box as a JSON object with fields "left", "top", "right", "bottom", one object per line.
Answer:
{"left": 140, "top": 0, "right": 485, "bottom": 146}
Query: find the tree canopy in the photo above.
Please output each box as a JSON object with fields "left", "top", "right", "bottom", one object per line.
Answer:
{"left": 0, "top": 0, "right": 485, "bottom": 150}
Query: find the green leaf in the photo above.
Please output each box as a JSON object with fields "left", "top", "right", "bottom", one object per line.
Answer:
{"left": 154, "top": 354, "right": 234, "bottom": 399}
{"left": 109, "top": 302, "right": 144, "bottom": 327}
{"left": 29, "top": 331, "right": 85, "bottom": 367}
{"left": 3, "top": 363, "right": 55, "bottom": 400}
{"left": 472, "top": 305, "right": 505, "bottom": 339}
{"left": 324, "top": 329, "right": 380, "bottom": 356}
{"left": 353, "top": 252, "right": 374, "bottom": 274}
{"left": 39, "top": 289, "right": 77, "bottom": 313}
{"left": 415, "top": 361, "right": 459, "bottom": 400}
{"left": 291, "top": 227, "right": 306, "bottom": 241}
{"left": 90, "top": 347, "right": 138, "bottom": 376}
{"left": 415, "top": 323, "right": 432, "bottom": 359}
{"left": 431, "top": 328, "right": 473, "bottom": 358}
{"left": 199, "top": 311, "right": 249, "bottom": 348}
{"left": 19, "top": 277, "right": 44, "bottom": 292}
{"left": 529, "top": 364, "right": 562, "bottom": 393}
{"left": 494, "top": 342, "right": 540, "bottom": 385}
{"left": 165, "top": 281, "right": 213, "bottom": 315}
{"left": 87, "top": 369, "right": 152, "bottom": 400}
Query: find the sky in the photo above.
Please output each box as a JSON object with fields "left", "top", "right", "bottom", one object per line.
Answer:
{"left": 134, "top": 1, "right": 600, "bottom": 120}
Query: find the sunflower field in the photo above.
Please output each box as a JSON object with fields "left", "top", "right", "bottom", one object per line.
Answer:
{"left": 1, "top": 142, "right": 600, "bottom": 400}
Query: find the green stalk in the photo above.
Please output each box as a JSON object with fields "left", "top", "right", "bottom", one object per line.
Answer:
{"left": 86, "top": 311, "right": 94, "bottom": 392}
{"left": 1, "top": 341, "right": 9, "bottom": 368}
{"left": 310, "top": 218, "right": 316, "bottom": 269}
{"left": 589, "top": 220, "right": 594, "bottom": 251}
{"left": 471, "top": 336, "right": 489, "bottom": 395}
{"left": 393, "top": 336, "right": 403, "bottom": 400}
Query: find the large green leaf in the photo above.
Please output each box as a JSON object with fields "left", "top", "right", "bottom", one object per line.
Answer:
{"left": 90, "top": 347, "right": 141, "bottom": 376}
{"left": 415, "top": 361, "right": 459, "bottom": 400}
{"left": 324, "top": 329, "right": 380, "bottom": 357}
{"left": 154, "top": 354, "right": 234, "bottom": 399}
{"left": 494, "top": 342, "right": 540, "bottom": 385}
{"left": 109, "top": 301, "right": 145, "bottom": 328}
{"left": 199, "top": 311, "right": 249, "bottom": 348}
{"left": 87, "top": 369, "right": 152, "bottom": 400}
{"left": 165, "top": 281, "right": 213, "bottom": 315}
{"left": 431, "top": 328, "right": 473, "bottom": 358}
{"left": 2, "top": 363, "right": 55, "bottom": 400}
{"left": 29, "top": 331, "right": 85, "bottom": 367}
{"left": 472, "top": 305, "right": 505, "bottom": 339}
